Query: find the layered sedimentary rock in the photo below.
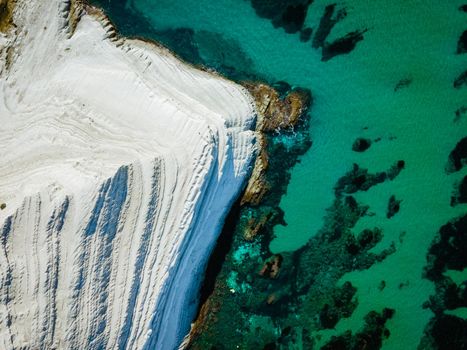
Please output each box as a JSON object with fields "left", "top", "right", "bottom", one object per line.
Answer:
{"left": 0, "top": 1, "right": 257, "bottom": 349}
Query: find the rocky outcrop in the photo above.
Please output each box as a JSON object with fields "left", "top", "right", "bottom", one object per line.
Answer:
{"left": 240, "top": 83, "right": 310, "bottom": 206}
{"left": 68, "top": 0, "right": 84, "bottom": 35}
{"left": 0, "top": 0, "right": 15, "bottom": 33}
{"left": 240, "top": 134, "right": 270, "bottom": 206}
{"left": 245, "top": 83, "right": 310, "bottom": 132}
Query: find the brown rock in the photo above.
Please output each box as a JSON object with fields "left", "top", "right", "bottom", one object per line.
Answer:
{"left": 70, "top": 1, "right": 82, "bottom": 29}
{"left": 243, "top": 209, "right": 273, "bottom": 241}
{"left": 240, "top": 134, "right": 269, "bottom": 206}
{"left": 240, "top": 83, "right": 310, "bottom": 206}
{"left": 0, "top": 0, "right": 16, "bottom": 33}
{"left": 259, "top": 254, "right": 283, "bottom": 279}
{"left": 181, "top": 281, "right": 228, "bottom": 348}
{"left": 244, "top": 83, "right": 309, "bottom": 132}
{"left": 266, "top": 293, "right": 277, "bottom": 305}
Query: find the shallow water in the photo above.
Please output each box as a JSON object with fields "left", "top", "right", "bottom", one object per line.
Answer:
{"left": 92, "top": 0, "right": 467, "bottom": 348}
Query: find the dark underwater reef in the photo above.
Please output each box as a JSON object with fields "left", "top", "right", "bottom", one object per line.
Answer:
{"left": 418, "top": 135, "right": 467, "bottom": 349}
{"left": 188, "top": 116, "right": 407, "bottom": 348}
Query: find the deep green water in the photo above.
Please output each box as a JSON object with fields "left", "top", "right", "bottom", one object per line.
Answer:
{"left": 90, "top": 0, "right": 467, "bottom": 349}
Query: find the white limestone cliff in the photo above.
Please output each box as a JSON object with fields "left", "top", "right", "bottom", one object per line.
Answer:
{"left": 0, "top": 1, "right": 257, "bottom": 349}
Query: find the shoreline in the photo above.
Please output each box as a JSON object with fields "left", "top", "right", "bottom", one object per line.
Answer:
{"left": 77, "top": 2, "right": 314, "bottom": 348}
{"left": 185, "top": 85, "right": 313, "bottom": 348}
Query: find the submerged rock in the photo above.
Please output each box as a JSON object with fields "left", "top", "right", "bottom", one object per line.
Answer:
{"left": 454, "top": 70, "right": 467, "bottom": 89}
{"left": 446, "top": 136, "right": 467, "bottom": 173}
{"left": 359, "top": 228, "right": 383, "bottom": 251}
{"left": 454, "top": 105, "right": 467, "bottom": 123}
{"left": 425, "top": 213, "right": 467, "bottom": 280}
{"left": 352, "top": 137, "right": 372, "bottom": 152}
{"left": 387, "top": 160, "right": 406, "bottom": 180}
{"left": 421, "top": 210, "right": 467, "bottom": 349}
{"left": 451, "top": 175, "right": 467, "bottom": 206}
{"left": 299, "top": 27, "right": 313, "bottom": 42}
{"left": 322, "top": 29, "right": 367, "bottom": 62}
{"left": 457, "top": 30, "right": 467, "bottom": 54}
{"left": 346, "top": 227, "right": 383, "bottom": 256}
{"left": 335, "top": 161, "right": 404, "bottom": 195}
{"left": 243, "top": 208, "right": 275, "bottom": 241}
{"left": 387, "top": 195, "right": 402, "bottom": 218}
{"left": 335, "top": 164, "right": 385, "bottom": 194}
{"left": 280, "top": 1, "right": 312, "bottom": 33}
{"left": 259, "top": 254, "right": 283, "bottom": 279}
{"left": 422, "top": 315, "right": 467, "bottom": 350}
{"left": 394, "top": 77, "right": 412, "bottom": 91}
{"left": 322, "top": 308, "right": 395, "bottom": 350}
{"left": 312, "top": 4, "right": 347, "bottom": 49}
{"left": 250, "top": 0, "right": 313, "bottom": 34}
{"left": 319, "top": 281, "right": 357, "bottom": 329}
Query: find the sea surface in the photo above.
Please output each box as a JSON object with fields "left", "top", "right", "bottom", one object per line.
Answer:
{"left": 91, "top": 0, "right": 467, "bottom": 348}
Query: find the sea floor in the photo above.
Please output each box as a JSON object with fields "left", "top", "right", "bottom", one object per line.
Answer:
{"left": 91, "top": 0, "right": 467, "bottom": 348}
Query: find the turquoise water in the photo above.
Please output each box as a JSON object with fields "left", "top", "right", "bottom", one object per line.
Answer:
{"left": 92, "top": 0, "right": 467, "bottom": 348}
